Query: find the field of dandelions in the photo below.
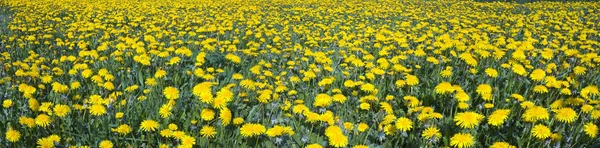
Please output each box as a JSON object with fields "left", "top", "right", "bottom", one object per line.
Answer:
{"left": 1, "top": 0, "right": 600, "bottom": 148}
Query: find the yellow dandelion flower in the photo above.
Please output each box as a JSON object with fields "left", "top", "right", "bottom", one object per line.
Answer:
{"left": 306, "top": 144, "right": 323, "bottom": 148}
{"left": 35, "top": 114, "right": 52, "bottom": 128}
{"left": 53, "top": 104, "right": 71, "bottom": 117}
{"left": 328, "top": 133, "right": 348, "bottom": 148}
{"left": 313, "top": 94, "right": 332, "bottom": 107}
{"left": 422, "top": 126, "right": 441, "bottom": 140}
{"left": 490, "top": 142, "right": 515, "bottom": 148}
{"left": 220, "top": 107, "right": 232, "bottom": 126}
{"left": 522, "top": 106, "right": 549, "bottom": 122}
{"left": 140, "top": 120, "right": 159, "bottom": 132}
{"left": 531, "top": 124, "right": 551, "bottom": 140}
{"left": 395, "top": 117, "right": 413, "bottom": 132}
{"left": 239, "top": 123, "right": 266, "bottom": 137}
{"left": 359, "top": 103, "right": 371, "bottom": 110}
{"left": 201, "top": 109, "right": 215, "bottom": 121}
{"left": 163, "top": 86, "right": 180, "bottom": 100}
{"left": 435, "top": 82, "right": 455, "bottom": 94}
{"left": 454, "top": 111, "right": 484, "bottom": 129}
{"left": 89, "top": 104, "right": 107, "bottom": 116}
{"left": 2, "top": 99, "right": 12, "bottom": 108}
{"left": 488, "top": 109, "right": 510, "bottom": 126}
{"left": 111, "top": 124, "right": 132, "bottom": 135}
{"left": 233, "top": 117, "right": 244, "bottom": 125}
{"left": 485, "top": 68, "right": 498, "bottom": 78}
{"left": 360, "top": 83, "right": 376, "bottom": 93}
{"left": 405, "top": 75, "right": 419, "bottom": 86}
{"left": 154, "top": 69, "right": 167, "bottom": 78}
{"left": 511, "top": 64, "right": 527, "bottom": 76}
{"left": 357, "top": 123, "right": 369, "bottom": 132}
{"left": 554, "top": 107, "right": 578, "bottom": 124}
{"left": 583, "top": 122, "right": 598, "bottom": 138}
{"left": 266, "top": 125, "right": 295, "bottom": 137}
{"left": 529, "top": 69, "right": 545, "bottom": 81}
{"left": 5, "top": 128, "right": 21, "bottom": 142}
{"left": 450, "top": 133, "right": 475, "bottom": 148}
{"left": 99, "top": 140, "right": 113, "bottom": 148}
{"left": 200, "top": 126, "right": 217, "bottom": 138}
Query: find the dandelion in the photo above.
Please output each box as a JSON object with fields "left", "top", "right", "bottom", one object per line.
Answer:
{"left": 395, "top": 80, "right": 406, "bottom": 88}
{"left": 422, "top": 126, "right": 441, "bottom": 140}
{"left": 476, "top": 84, "right": 492, "bottom": 101}
{"left": 344, "top": 122, "right": 354, "bottom": 130}
{"left": 554, "top": 107, "right": 578, "bottom": 124}
{"left": 159, "top": 104, "right": 173, "bottom": 118}
{"left": 532, "top": 85, "right": 548, "bottom": 94}
{"left": 71, "top": 81, "right": 81, "bottom": 89}
{"left": 573, "top": 66, "right": 586, "bottom": 75}
{"left": 395, "top": 117, "right": 413, "bottom": 132}
{"left": 380, "top": 102, "right": 393, "bottom": 114}
{"left": 266, "top": 125, "right": 295, "bottom": 137}
{"left": 99, "top": 140, "right": 113, "bottom": 148}
{"left": 53, "top": 104, "right": 71, "bottom": 117}
{"left": 112, "top": 124, "right": 132, "bottom": 135}
{"left": 455, "top": 91, "right": 470, "bottom": 102}
{"left": 454, "top": 111, "right": 484, "bottom": 129}
{"left": 522, "top": 106, "right": 549, "bottom": 122}
{"left": 359, "top": 103, "right": 371, "bottom": 110}
{"left": 313, "top": 94, "right": 332, "bottom": 107}
{"left": 529, "top": 69, "right": 545, "bottom": 81}
{"left": 325, "top": 125, "right": 348, "bottom": 147}
{"left": 201, "top": 109, "right": 215, "bottom": 121}
{"left": 328, "top": 133, "right": 349, "bottom": 147}
{"left": 239, "top": 123, "right": 266, "bottom": 137}
{"left": 200, "top": 126, "right": 217, "bottom": 138}
{"left": 306, "top": 144, "right": 323, "bottom": 148}
{"left": 233, "top": 117, "right": 244, "bottom": 125}
{"left": 485, "top": 68, "right": 498, "bottom": 78}
{"left": 89, "top": 104, "right": 107, "bottom": 116}
{"left": 360, "top": 83, "right": 376, "bottom": 93}
{"left": 37, "top": 137, "right": 55, "bottom": 148}
{"left": 550, "top": 133, "right": 562, "bottom": 141}
{"left": 332, "top": 94, "right": 347, "bottom": 103}
{"left": 19, "top": 116, "right": 36, "bottom": 128}
{"left": 583, "top": 122, "right": 598, "bottom": 138}
{"left": 581, "top": 105, "right": 594, "bottom": 113}
{"left": 160, "top": 129, "right": 173, "bottom": 138}
{"left": 488, "top": 109, "right": 510, "bottom": 126}
{"left": 155, "top": 69, "right": 167, "bottom": 78}
{"left": 3, "top": 99, "right": 13, "bottom": 108}
{"left": 531, "top": 124, "right": 551, "bottom": 140}
{"left": 581, "top": 85, "right": 599, "bottom": 99}
{"left": 450, "top": 133, "right": 475, "bottom": 148}
{"left": 220, "top": 107, "right": 232, "bottom": 126}
{"left": 357, "top": 123, "right": 369, "bottom": 132}
{"left": 140, "top": 120, "right": 160, "bottom": 132}
{"left": 435, "top": 82, "right": 455, "bottom": 94}
{"left": 490, "top": 142, "right": 515, "bottom": 148}
{"left": 440, "top": 67, "right": 453, "bottom": 78}
{"left": 5, "top": 128, "right": 20, "bottom": 142}
{"left": 511, "top": 64, "right": 527, "bottom": 76}
{"left": 35, "top": 114, "right": 52, "bottom": 128}
{"left": 168, "top": 124, "right": 178, "bottom": 130}
{"left": 180, "top": 135, "right": 196, "bottom": 146}
{"left": 405, "top": 74, "right": 419, "bottom": 86}
{"left": 163, "top": 86, "right": 180, "bottom": 100}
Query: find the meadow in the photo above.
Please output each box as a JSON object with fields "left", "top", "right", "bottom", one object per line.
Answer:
{"left": 1, "top": 0, "right": 599, "bottom": 147}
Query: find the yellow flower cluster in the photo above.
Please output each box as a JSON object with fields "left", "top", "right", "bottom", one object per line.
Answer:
{"left": 1, "top": 0, "right": 599, "bottom": 147}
